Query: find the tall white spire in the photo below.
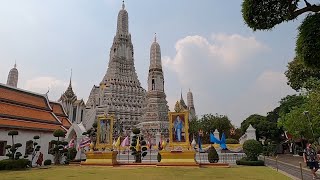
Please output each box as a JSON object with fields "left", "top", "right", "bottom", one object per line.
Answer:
{"left": 6, "top": 63, "right": 18, "bottom": 88}
{"left": 143, "top": 35, "right": 169, "bottom": 130}
{"left": 149, "top": 33, "right": 162, "bottom": 70}
{"left": 187, "top": 88, "right": 196, "bottom": 119}
{"left": 86, "top": 2, "right": 146, "bottom": 131}
{"left": 117, "top": 0, "right": 128, "bottom": 35}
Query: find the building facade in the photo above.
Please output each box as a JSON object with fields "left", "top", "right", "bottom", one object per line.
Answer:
{"left": 59, "top": 79, "right": 85, "bottom": 124}
{"left": 0, "top": 83, "right": 71, "bottom": 163}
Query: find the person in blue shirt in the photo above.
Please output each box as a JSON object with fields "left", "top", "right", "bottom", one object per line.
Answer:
{"left": 174, "top": 115, "right": 183, "bottom": 142}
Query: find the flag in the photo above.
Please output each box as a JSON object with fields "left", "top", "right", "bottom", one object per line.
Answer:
{"left": 191, "top": 137, "right": 196, "bottom": 148}
{"left": 210, "top": 133, "right": 220, "bottom": 144}
{"left": 147, "top": 141, "right": 152, "bottom": 149}
{"left": 115, "top": 136, "right": 121, "bottom": 149}
{"left": 198, "top": 135, "right": 202, "bottom": 151}
{"left": 121, "top": 136, "right": 129, "bottom": 147}
{"left": 136, "top": 137, "right": 141, "bottom": 151}
{"left": 78, "top": 137, "right": 91, "bottom": 150}
{"left": 68, "top": 138, "right": 75, "bottom": 148}
{"left": 220, "top": 133, "right": 227, "bottom": 150}
{"left": 161, "top": 140, "right": 167, "bottom": 149}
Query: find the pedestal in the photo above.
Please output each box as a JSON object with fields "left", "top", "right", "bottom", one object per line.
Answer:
{"left": 81, "top": 151, "right": 118, "bottom": 166}
{"left": 157, "top": 151, "right": 197, "bottom": 166}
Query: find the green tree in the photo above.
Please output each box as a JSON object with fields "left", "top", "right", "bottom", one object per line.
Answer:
{"left": 242, "top": 0, "right": 320, "bottom": 31}
{"left": 242, "top": 0, "right": 320, "bottom": 68}
{"left": 279, "top": 89, "right": 320, "bottom": 140}
{"left": 130, "top": 128, "right": 147, "bottom": 163}
{"left": 241, "top": 114, "right": 281, "bottom": 141}
{"left": 25, "top": 135, "right": 41, "bottom": 162}
{"left": 6, "top": 130, "right": 22, "bottom": 160}
{"left": 278, "top": 105, "right": 311, "bottom": 139}
{"left": 189, "top": 118, "right": 201, "bottom": 138}
{"left": 189, "top": 114, "right": 232, "bottom": 144}
{"left": 278, "top": 94, "right": 306, "bottom": 116}
{"left": 266, "top": 107, "right": 280, "bottom": 123}
{"left": 285, "top": 57, "right": 320, "bottom": 91}
{"left": 49, "top": 129, "right": 67, "bottom": 165}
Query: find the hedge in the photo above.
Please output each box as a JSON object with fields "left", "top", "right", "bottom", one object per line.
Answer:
{"left": 0, "top": 159, "right": 30, "bottom": 170}
{"left": 44, "top": 159, "right": 52, "bottom": 166}
{"left": 236, "top": 157, "right": 265, "bottom": 166}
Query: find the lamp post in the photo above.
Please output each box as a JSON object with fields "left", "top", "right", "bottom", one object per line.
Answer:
{"left": 303, "top": 111, "right": 317, "bottom": 143}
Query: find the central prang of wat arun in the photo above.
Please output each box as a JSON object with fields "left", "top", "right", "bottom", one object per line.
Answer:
{"left": 83, "top": 2, "right": 195, "bottom": 140}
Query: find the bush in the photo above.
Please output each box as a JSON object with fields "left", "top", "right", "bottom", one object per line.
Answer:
{"left": 0, "top": 159, "right": 30, "bottom": 170}
{"left": 236, "top": 157, "right": 265, "bottom": 166}
{"left": 243, "top": 140, "right": 263, "bottom": 161}
{"left": 132, "top": 128, "right": 140, "bottom": 134}
{"left": 157, "top": 152, "right": 161, "bottom": 162}
{"left": 67, "top": 148, "right": 77, "bottom": 161}
{"left": 226, "top": 138, "right": 239, "bottom": 144}
{"left": 44, "top": 159, "right": 52, "bottom": 166}
{"left": 207, "top": 146, "right": 219, "bottom": 163}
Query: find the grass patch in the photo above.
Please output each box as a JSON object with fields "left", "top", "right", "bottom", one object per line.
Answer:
{"left": 1, "top": 166, "right": 290, "bottom": 180}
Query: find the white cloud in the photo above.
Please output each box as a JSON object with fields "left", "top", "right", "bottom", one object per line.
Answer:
{"left": 24, "top": 76, "right": 69, "bottom": 101}
{"left": 164, "top": 34, "right": 268, "bottom": 75}
{"left": 163, "top": 34, "right": 293, "bottom": 125}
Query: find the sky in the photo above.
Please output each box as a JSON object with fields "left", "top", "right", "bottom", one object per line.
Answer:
{"left": 0, "top": 0, "right": 304, "bottom": 126}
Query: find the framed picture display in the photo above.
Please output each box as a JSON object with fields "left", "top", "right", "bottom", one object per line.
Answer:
{"left": 96, "top": 115, "right": 114, "bottom": 150}
{"left": 168, "top": 111, "right": 190, "bottom": 149}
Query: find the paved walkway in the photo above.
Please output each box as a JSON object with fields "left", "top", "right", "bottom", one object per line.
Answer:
{"left": 265, "top": 154, "right": 320, "bottom": 180}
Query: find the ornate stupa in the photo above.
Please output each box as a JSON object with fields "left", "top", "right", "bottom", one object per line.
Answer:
{"left": 179, "top": 91, "right": 188, "bottom": 110}
{"left": 84, "top": 2, "right": 146, "bottom": 131}
{"left": 6, "top": 63, "right": 18, "bottom": 88}
{"left": 137, "top": 34, "right": 169, "bottom": 138}
{"left": 187, "top": 89, "right": 196, "bottom": 119}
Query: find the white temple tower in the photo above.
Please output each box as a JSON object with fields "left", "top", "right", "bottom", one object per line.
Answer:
{"left": 84, "top": 2, "right": 146, "bottom": 132}
{"left": 137, "top": 34, "right": 169, "bottom": 139}
{"left": 6, "top": 63, "right": 18, "bottom": 88}
{"left": 187, "top": 89, "right": 196, "bottom": 119}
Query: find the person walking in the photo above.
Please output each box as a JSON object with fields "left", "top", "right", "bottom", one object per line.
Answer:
{"left": 303, "top": 142, "right": 320, "bottom": 179}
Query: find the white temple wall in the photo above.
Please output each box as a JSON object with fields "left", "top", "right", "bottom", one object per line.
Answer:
{"left": 0, "top": 129, "right": 56, "bottom": 164}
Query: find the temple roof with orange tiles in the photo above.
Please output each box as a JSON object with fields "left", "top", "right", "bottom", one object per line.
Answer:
{"left": 0, "top": 83, "right": 71, "bottom": 132}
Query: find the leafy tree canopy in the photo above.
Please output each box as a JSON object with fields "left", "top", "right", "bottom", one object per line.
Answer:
{"left": 278, "top": 94, "right": 306, "bottom": 116}
{"left": 279, "top": 89, "right": 320, "bottom": 140}
{"left": 285, "top": 57, "right": 320, "bottom": 91}
{"left": 241, "top": 114, "right": 281, "bottom": 141}
{"left": 189, "top": 114, "right": 233, "bottom": 144}
{"left": 53, "top": 129, "right": 65, "bottom": 138}
{"left": 242, "top": 0, "right": 320, "bottom": 31}
{"left": 296, "top": 13, "right": 320, "bottom": 67}
{"left": 242, "top": 0, "right": 320, "bottom": 69}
